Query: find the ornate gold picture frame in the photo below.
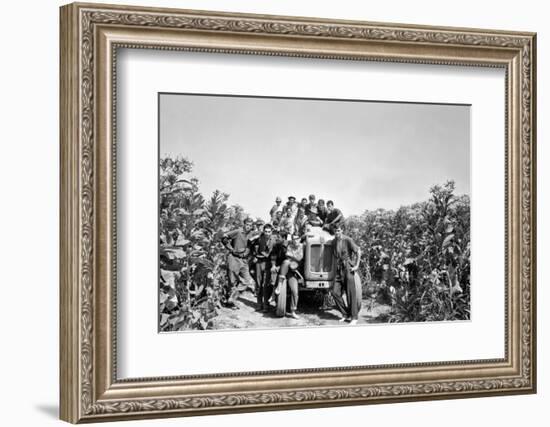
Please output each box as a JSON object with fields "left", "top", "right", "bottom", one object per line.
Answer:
{"left": 60, "top": 2, "right": 536, "bottom": 423}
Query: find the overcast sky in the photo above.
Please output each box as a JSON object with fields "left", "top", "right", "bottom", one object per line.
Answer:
{"left": 160, "top": 93, "right": 470, "bottom": 220}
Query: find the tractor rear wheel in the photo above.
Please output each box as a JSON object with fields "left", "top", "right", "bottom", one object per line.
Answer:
{"left": 354, "top": 272, "right": 363, "bottom": 314}
{"left": 275, "top": 280, "right": 287, "bottom": 317}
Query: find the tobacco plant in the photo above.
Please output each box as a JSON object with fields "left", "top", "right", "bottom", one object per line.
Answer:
{"left": 346, "top": 181, "right": 470, "bottom": 322}
{"left": 159, "top": 156, "right": 246, "bottom": 331}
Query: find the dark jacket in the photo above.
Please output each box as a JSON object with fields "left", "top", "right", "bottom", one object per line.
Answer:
{"left": 270, "top": 241, "right": 288, "bottom": 266}
{"left": 333, "top": 234, "right": 359, "bottom": 269}
{"left": 254, "top": 233, "right": 276, "bottom": 261}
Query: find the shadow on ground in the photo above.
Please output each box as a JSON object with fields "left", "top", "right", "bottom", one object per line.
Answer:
{"left": 35, "top": 404, "right": 58, "bottom": 419}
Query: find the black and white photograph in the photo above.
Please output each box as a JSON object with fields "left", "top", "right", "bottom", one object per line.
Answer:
{"left": 158, "top": 93, "right": 471, "bottom": 332}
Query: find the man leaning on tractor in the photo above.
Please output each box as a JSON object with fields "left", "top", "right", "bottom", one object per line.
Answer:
{"left": 332, "top": 223, "right": 362, "bottom": 325}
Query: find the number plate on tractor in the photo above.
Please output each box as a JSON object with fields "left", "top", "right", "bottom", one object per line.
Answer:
{"left": 309, "top": 281, "right": 330, "bottom": 289}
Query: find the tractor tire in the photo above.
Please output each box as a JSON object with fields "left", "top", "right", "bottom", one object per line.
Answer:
{"left": 354, "top": 272, "right": 363, "bottom": 314}
{"left": 275, "top": 280, "right": 287, "bottom": 317}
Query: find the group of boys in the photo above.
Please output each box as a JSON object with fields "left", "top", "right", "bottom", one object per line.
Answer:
{"left": 221, "top": 195, "right": 361, "bottom": 324}
{"left": 269, "top": 194, "right": 345, "bottom": 236}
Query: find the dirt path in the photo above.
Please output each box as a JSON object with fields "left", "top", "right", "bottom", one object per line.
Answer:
{"left": 212, "top": 290, "right": 391, "bottom": 330}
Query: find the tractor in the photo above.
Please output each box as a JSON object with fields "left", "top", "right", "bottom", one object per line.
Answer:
{"left": 275, "top": 226, "right": 362, "bottom": 317}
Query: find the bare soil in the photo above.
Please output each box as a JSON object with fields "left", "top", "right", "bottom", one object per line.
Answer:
{"left": 212, "top": 289, "right": 391, "bottom": 330}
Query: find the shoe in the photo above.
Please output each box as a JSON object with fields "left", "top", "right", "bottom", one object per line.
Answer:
{"left": 338, "top": 316, "right": 350, "bottom": 322}
{"left": 348, "top": 319, "right": 358, "bottom": 325}
{"left": 287, "top": 312, "right": 300, "bottom": 319}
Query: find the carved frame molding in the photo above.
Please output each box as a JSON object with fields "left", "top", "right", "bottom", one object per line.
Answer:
{"left": 60, "top": 2, "right": 536, "bottom": 423}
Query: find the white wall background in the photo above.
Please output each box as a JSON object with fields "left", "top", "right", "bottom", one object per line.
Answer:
{"left": 0, "top": 0, "right": 545, "bottom": 426}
